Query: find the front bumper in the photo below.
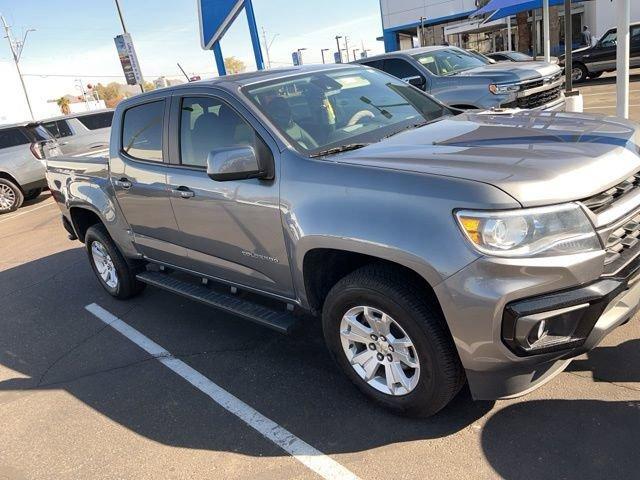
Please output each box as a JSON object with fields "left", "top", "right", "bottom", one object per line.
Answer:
{"left": 434, "top": 249, "right": 637, "bottom": 400}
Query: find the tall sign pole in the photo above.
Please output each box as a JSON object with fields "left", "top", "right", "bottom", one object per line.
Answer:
{"left": 244, "top": 0, "right": 264, "bottom": 70}
{"left": 113, "top": 0, "right": 144, "bottom": 92}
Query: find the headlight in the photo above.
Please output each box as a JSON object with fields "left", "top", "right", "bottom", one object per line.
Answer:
{"left": 456, "top": 203, "right": 601, "bottom": 257}
{"left": 489, "top": 83, "right": 521, "bottom": 95}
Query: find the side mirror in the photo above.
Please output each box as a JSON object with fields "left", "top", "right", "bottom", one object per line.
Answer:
{"left": 206, "top": 146, "right": 272, "bottom": 182}
{"left": 403, "top": 75, "right": 426, "bottom": 90}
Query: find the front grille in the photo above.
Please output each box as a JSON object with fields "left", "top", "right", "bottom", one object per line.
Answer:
{"left": 582, "top": 173, "right": 640, "bottom": 214}
{"left": 517, "top": 86, "right": 562, "bottom": 109}
{"left": 603, "top": 213, "right": 640, "bottom": 274}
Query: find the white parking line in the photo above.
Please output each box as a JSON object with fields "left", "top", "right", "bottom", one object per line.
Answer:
{"left": 85, "top": 303, "right": 360, "bottom": 480}
{"left": 0, "top": 200, "right": 55, "bottom": 224}
{"left": 584, "top": 104, "right": 640, "bottom": 109}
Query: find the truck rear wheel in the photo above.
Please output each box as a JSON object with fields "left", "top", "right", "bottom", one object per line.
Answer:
{"left": 322, "top": 265, "right": 464, "bottom": 417}
{"left": 85, "top": 224, "right": 145, "bottom": 300}
{"left": 0, "top": 178, "right": 24, "bottom": 213}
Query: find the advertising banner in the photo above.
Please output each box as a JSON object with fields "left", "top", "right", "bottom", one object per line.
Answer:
{"left": 114, "top": 33, "right": 143, "bottom": 86}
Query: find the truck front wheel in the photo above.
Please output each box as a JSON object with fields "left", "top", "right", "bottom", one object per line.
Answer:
{"left": 322, "top": 265, "right": 465, "bottom": 417}
{"left": 85, "top": 224, "right": 145, "bottom": 299}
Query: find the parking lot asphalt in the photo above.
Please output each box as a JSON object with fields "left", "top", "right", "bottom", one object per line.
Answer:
{"left": 2, "top": 140, "right": 640, "bottom": 478}
{"left": 580, "top": 69, "right": 640, "bottom": 121}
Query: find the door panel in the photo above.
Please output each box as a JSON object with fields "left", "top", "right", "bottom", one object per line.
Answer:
{"left": 166, "top": 94, "right": 294, "bottom": 297}
{"left": 109, "top": 98, "right": 186, "bottom": 264}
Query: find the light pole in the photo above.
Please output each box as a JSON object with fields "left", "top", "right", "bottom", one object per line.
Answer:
{"left": 262, "top": 27, "right": 278, "bottom": 69}
{"left": 321, "top": 48, "right": 330, "bottom": 64}
{"left": 616, "top": 0, "right": 630, "bottom": 118}
{"left": 75, "top": 78, "right": 91, "bottom": 111}
{"left": 1, "top": 15, "right": 35, "bottom": 120}
{"left": 352, "top": 48, "right": 360, "bottom": 61}
{"left": 297, "top": 48, "right": 307, "bottom": 65}
{"left": 344, "top": 36, "right": 350, "bottom": 62}
{"left": 334, "top": 35, "right": 342, "bottom": 63}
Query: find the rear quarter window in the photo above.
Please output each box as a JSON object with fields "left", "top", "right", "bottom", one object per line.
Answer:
{"left": 77, "top": 112, "right": 114, "bottom": 130}
{"left": 0, "top": 128, "right": 29, "bottom": 149}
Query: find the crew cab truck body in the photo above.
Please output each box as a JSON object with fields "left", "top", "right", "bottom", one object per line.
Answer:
{"left": 47, "top": 64, "right": 640, "bottom": 416}
{"left": 354, "top": 46, "right": 565, "bottom": 111}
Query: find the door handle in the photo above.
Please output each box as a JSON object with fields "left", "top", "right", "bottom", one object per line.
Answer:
{"left": 171, "top": 186, "right": 195, "bottom": 199}
{"left": 114, "top": 178, "right": 132, "bottom": 189}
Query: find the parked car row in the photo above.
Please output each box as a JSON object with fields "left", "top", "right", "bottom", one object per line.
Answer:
{"left": 0, "top": 110, "right": 113, "bottom": 213}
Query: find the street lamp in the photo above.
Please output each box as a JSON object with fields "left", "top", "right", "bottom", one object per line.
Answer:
{"left": 352, "top": 48, "right": 360, "bottom": 61}
{"left": 1, "top": 16, "right": 36, "bottom": 120}
{"left": 321, "top": 48, "right": 330, "bottom": 64}
{"left": 297, "top": 48, "right": 307, "bottom": 65}
{"left": 334, "top": 35, "right": 343, "bottom": 63}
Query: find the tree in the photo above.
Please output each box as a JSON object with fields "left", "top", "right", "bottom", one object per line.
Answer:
{"left": 94, "top": 82, "right": 125, "bottom": 108}
{"left": 224, "top": 56, "right": 246, "bottom": 74}
{"left": 142, "top": 81, "right": 156, "bottom": 92}
{"left": 56, "top": 97, "right": 71, "bottom": 115}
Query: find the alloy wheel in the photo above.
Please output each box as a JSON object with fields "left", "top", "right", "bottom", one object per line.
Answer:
{"left": 339, "top": 305, "right": 420, "bottom": 396}
{"left": 0, "top": 184, "right": 17, "bottom": 211}
{"left": 91, "top": 241, "right": 119, "bottom": 289}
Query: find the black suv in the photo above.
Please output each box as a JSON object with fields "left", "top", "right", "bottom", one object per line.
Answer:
{"left": 561, "top": 22, "right": 640, "bottom": 82}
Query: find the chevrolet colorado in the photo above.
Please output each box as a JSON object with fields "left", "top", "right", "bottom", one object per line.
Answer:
{"left": 47, "top": 64, "right": 640, "bottom": 416}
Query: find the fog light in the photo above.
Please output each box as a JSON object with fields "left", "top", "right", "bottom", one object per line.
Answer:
{"left": 528, "top": 320, "right": 548, "bottom": 345}
{"left": 508, "top": 303, "right": 590, "bottom": 354}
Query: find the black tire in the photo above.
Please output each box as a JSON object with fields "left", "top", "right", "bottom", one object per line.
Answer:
{"left": 573, "top": 63, "right": 589, "bottom": 83}
{"left": 0, "top": 178, "right": 24, "bottom": 214}
{"left": 24, "top": 188, "right": 43, "bottom": 201}
{"left": 588, "top": 71, "right": 603, "bottom": 79}
{"left": 322, "top": 265, "right": 465, "bottom": 417}
{"left": 85, "top": 224, "right": 146, "bottom": 300}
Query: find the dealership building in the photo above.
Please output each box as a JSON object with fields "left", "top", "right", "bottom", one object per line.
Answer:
{"left": 379, "top": 0, "right": 640, "bottom": 55}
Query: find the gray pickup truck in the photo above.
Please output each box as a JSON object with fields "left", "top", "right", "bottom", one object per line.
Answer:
{"left": 47, "top": 64, "right": 640, "bottom": 417}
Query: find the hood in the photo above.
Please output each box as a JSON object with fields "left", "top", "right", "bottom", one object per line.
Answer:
{"left": 456, "top": 62, "right": 561, "bottom": 83}
{"left": 335, "top": 112, "right": 640, "bottom": 207}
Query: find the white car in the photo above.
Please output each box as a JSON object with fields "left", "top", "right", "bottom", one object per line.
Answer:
{"left": 41, "top": 110, "right": 113, "bottom": 156}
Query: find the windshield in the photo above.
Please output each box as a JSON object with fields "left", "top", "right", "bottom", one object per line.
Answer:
{"left": 243, "top": 67, "right": 450, "bottom": 155}
{"left": 508, "top": 51, "right": 533, "bottom": 61}
{"left": 412, "top": 48, "right": 487, "bottom": 76}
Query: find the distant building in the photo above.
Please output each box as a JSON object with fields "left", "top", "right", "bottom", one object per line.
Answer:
{"left": 379, "top": 0, "right": 640, "bottom": 55}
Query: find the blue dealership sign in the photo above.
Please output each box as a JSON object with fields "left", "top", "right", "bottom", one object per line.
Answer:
{"left": 198, "top": 0, "right": 245, "bottom": 50}
{"left": 197, "top": 0, "right": 264, "bottom": 75}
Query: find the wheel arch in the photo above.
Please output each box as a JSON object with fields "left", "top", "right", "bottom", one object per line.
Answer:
{"left": 0, "top": 171, "right": 23, "bottom": 192}
{"left": 69, "top": 206, "right": 104, "bottom": 242}
{"left": 300, "top": 244, "right": 444, "bottom": 319}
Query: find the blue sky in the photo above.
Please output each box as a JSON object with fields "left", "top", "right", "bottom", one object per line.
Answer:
{"left": 0, "top": 0, "right": 384, "bottom": 105}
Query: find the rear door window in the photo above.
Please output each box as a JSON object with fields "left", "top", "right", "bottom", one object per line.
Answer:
{"left": 77, "top": 111, "right": 114, "bottom": 130}
{"left": 383, "top": 58, "right": 424, "bottom": 80}
{"left": 360, "top": 59, "right": 383, "bottom": 70}
{"left": 0, "top": 128, "right": 29, "bottom": 149}
{"left": 42, "top": 120, "right": 74, "bottom": 138}
{"left": 121, "top": 101, "right": 164, "bottom": 162}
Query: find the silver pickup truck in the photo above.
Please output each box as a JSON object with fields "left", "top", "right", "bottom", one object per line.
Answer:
{"left": 46, "top": 64, "right": 640, "bottom": 417}
{"left": 355, "top": 46, "right": 565, "bottom": 111}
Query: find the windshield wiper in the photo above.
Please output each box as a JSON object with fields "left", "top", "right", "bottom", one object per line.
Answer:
{"left": 309, "top": 143, "right": 370, "bottom": 158}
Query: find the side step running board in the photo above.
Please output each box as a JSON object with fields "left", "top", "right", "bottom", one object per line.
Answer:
{"left": 136, "top": 271, "right": 299, "bottom": 334}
